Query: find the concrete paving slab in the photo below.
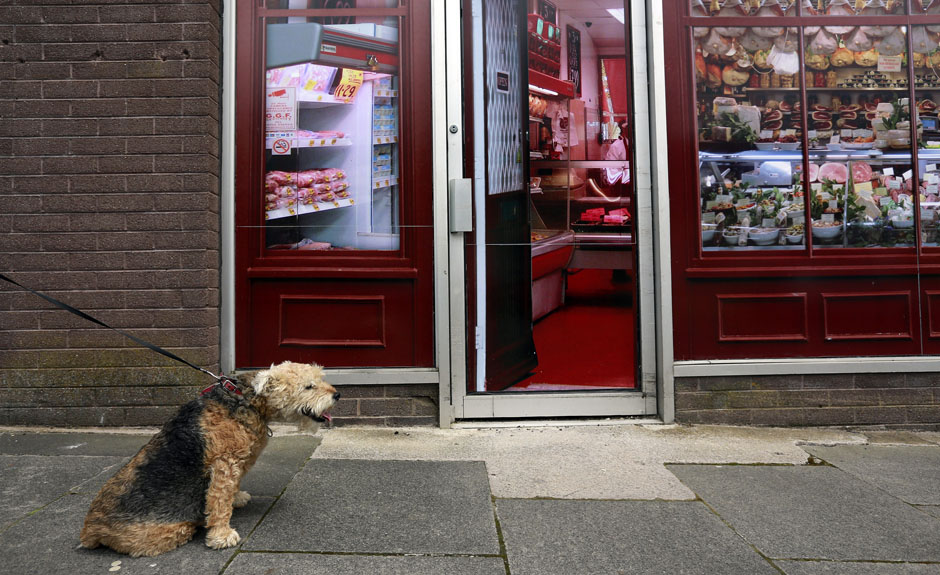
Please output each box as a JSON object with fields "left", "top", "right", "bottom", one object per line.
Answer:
{"left": 0, "top": 488, "right": 273, "bottom": 575}
{"left": 495, "top": 499, "right": 778, "bottom": 575}
{"left": 312, "top": 424, "right": 865, "bottom": 500}
{"left": 917, "top": 506, "right": 940, "bottom": 520}
{"left": 774, "top": 560, "right": 940, "bottom": 574}
{"left": 863, "top": 432, "right": 937, "bottom": 446}
{"left": 239, "top": 435, "right": 320, "bottom": 497}
{"left": 226, "top": 553, "right": 506, "bottom": 575}
{"left": 0, "top": 431, "right": 149, "bottom": 456}
{"left": 0, "top": 455, "right": 125, "bottom": 530}
{"left": 244, "top": 459, "right": 500, "bottom": 555}
{"left": 805, "top": 445, "right": 940, "bottom": 505}
{"left": 669, "top": 465, "right": 940, "bottom": 562}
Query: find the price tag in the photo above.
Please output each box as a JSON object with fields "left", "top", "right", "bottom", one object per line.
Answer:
{"left": 928, "top": 164, "right": 938, "bottom": 173}
{"left": 702, "top": 212, "right": 717, "bottom": 223}
{"left": 706, "top": 200, "right": 719, "bottom": 209}
{"left": 903, "top": 169, "right": 913, "bottom": 181}
{"left": 762, "top": 218, "right": 776, "bottom": 228}
{"left": 855, "top": 181, "right": 873, "bottom": 195}
{"left": 808, "top": 130, "right": 818, "bottom": 139}
{"left": 841, "top": 129, "right": 854, "bottom": 139}
{"left": 791, "top": 213, "right": 805, "bottom": 225}
{"left": 715, "top": 194, "right": 733, "bottom": 203}
{"left": 831, "top": 134, "right": 841, "bottom": 144}
{"left": 822, "top": 213, "right": 835, "bottom": 223}
{"left": 888, "top": 178, "right": 902, "bottom": 190}
{"left": 928, "top": 174, "right": 940, "bottom": 185}
{"left": 828, "top": 199, "right": 839, "bottom": 210}
{"left": 759, "top": 130, "right": 773, "bottom": 139}
{"left": 812, "top": 183, "right": 823, "bottom": 193}
{"left": 819, "top": 191, "right": 832, "bottom": 201}
{"left": 883, "top": 167, "right": 894, "bottom": 176}
{"left": 334, "top": 69, "right": 364, "bottom": 103}
{"left": 875, "top": 187, "right": 888, "bottom": 196}
{"left": 879, "top": 195, "right": 893, "bottom": 206}
{"left": 783, "top": 129, "right": 796, "bottom": 137}
{"left": 927, "top": 184, "right": 939, "bottom": 195}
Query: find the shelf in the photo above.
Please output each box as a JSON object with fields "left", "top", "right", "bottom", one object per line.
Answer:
{"left": 372, "top": 175, "right": 398, "bottom": 189}
{"left": 265, "top": 133, "right": 352, "bottom": 151}
{"left": 373, "top": 135, "right": 398, "bottom": 145}
{"left": 698, "top": 149, "right": 940, "bottom": 163}
{"left": 297, "top": 92, "right": 352, "bottom": 108}
{"left": 264, "top": 197, "right": 355, "bottom": 220}
{"left": 744, "top": 87, "right": 909, "bottom": 93}
{"left": 528, "top": 68, "right": 574, "bottom": 99}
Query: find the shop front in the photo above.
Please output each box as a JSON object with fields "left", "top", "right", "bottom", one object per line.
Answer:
{"left": 665, "top": 0, "right": 940, "bottom": 426}
{"left": 228, "top": 0, "right": 663, "bottom": 424}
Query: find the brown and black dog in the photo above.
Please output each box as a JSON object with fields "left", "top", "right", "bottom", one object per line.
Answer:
{"left": 79, "top": 361, "right": 339, "bottom": 557}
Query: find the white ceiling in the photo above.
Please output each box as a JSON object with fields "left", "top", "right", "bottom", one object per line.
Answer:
{"left": 554, "top": 0, "right": 629, "bottom": 51}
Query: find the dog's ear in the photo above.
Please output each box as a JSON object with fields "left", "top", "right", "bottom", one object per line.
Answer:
{"left": 253, "top": 365, "right": 276, "bottom": 395}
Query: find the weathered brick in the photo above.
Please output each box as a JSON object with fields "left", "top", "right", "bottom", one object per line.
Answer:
{"left": 43, "top": 118, "right": 99, "bottom": 136}
{"left": 43, "top": 79, "right": 98, "bottom": 99}
{"left": 99, "top": 6, "right": 156, "bottom": 24}
{"left": 42, "top": 6, "right": 100, "bottom": 24}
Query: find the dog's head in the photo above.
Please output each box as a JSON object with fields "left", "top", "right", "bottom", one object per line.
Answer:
{"left": 251, "top": 361, "right": 339, "bottom": 430}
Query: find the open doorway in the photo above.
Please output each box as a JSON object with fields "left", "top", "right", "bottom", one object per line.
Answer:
{"left": 466, "top": 0, "right": 638, "bottom": 395}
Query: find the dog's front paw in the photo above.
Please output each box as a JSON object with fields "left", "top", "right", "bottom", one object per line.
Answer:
{"left": 233, "top": 490, "right": 251, "bottom": 508}
{"left": 206, "top": 527, "right": 241, "bottom": 549}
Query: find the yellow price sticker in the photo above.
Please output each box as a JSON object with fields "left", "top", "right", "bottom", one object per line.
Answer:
{"left": 335, "top": 69, "right": 363, "bottom": 103}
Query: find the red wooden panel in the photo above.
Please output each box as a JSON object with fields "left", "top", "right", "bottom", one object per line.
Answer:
{"left": 924, "top": 290, "right": 940, "bottom": 340}
{"left": 717, "top": 293, "right": 808, "bottom": 343}
{"left": 248, "top": 280, "right": 418, "bottom": 368}
{"left": 822, "top": 292, "right": 912, "bottom": 341}
{"left": 280, "top": 295, "right": 385, "bottom": 348}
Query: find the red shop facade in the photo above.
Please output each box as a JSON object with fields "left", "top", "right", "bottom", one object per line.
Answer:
{"left": 664, "top": 0, "right": 940, "bottom": 426}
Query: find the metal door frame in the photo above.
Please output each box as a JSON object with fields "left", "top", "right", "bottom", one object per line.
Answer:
{"left": 435, "top": 0, "right": 663, "bottom": 422}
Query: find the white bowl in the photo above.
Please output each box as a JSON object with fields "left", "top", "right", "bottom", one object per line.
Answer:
{"left": 777, "top": 142, "right": 800, "bottom": 150}
{"left": 785, "top": 233, "right": 804, "bottom": 244}
{"left": 812, "top": 223, "right": 843, "bottom": 239}
{"left": 702, "top": 229, "right": 717, "bottom": 243}
{"left": 755, "top": 142, "right": 775, "bottom": 151}
{"left": 722, "top": 231, "right": 740, "bottom": 245}
{"left": 748, "top": 227, "right": 779, "bottom": 245}
{"left": 892, "top": 219, "right": 914, "bottom": 229}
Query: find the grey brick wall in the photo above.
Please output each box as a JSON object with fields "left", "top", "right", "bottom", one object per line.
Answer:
{"left": 0, "top": 1, "right": 223, "bottom": 427}
{"left": 676, "top": 373, "right": 940, "bottom": 430}
{"left": 321, "top": 384, "right": 439, "bottom": 427}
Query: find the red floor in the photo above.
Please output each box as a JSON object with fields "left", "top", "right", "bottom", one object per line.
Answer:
{"left": 509, "top": 268, "right": 637, "bottom": 391}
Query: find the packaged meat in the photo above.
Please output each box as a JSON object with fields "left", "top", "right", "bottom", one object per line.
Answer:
{"left": 809, "top": 163, "right": 819, "bottom": 183}
{"left": 808, "top": 29, "right": 838, "bottom": 56}
{"left": 875, "top": 27, "right": 906, "bottom": 56}
{"left": 845, "top": 27, "right": 873, "bottom": 52}
{"left": 830, "top": 47, "right": 855, "bottom": 67}
{"left": 266, "top": 170, "right": 294, "bottom": 185}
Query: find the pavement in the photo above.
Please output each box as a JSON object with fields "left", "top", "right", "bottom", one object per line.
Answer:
{"left": 1, "top": 422, "right": 940, "bottom": 574}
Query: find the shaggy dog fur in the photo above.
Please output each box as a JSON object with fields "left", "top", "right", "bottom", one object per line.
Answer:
{"left": 79, "top": 361, "right": 338, "bottom": 557}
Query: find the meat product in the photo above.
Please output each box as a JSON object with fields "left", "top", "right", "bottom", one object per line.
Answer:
{"left": 779, "top": 100, "right": 794, "bottom": 112}
{"left": 706, "top": 62, "right": 722, "bottom": 88}
{"left": 852, "top": 161, "right": 873, "bottom": 183}
{"left": 809, "top": 163, "right": 820, "bottom": 183}
{"left": 876, "top": 28, "right": 906, "bottom": 56}
{"left": 824, "top": 1, "right": 855, "bottom": 34}
{"left": 764, "top": 109, "right": 784, "bottom": 122}
{"left": 811, "top": 104, "right": 831, "bottom": 112}
{"left": 808, "top": 29, "right": 839, "bottom": 56}
{"left": 839, "top": 105, "right": 861, "bottom": 113}
{"left": 752, "top": 4, "right": 785, "bottom": 37}
{"left": 855, "top": 48, "right": 879, "bottom": 67}
{"left": 845, "top": 27, "right": 873, "bottom": 52}
{"left": 695, "top": 49, "right": 706, "bottom": 82}
{"left": 811, "top": 111, "right": 832, "bottom": 121}
{"left": 762, "top": 120, "right": 783, "bottom": 130}
{"left": 721, "top": 64, "right": 751, "bottom": 87}
{"left": 715, "top": 1, "right": 747, "bottom": 36}
{"left": 865, "top": 111, "right": 878, "bottom": 121}
{"left": 836, "top": 118, "right": 858, "bottom": 129}
{"left": 753, "top": 49, "right": 772, "bottom": 71}
{"left": 774, "top": 29, "right": 799, "bottom": 53}
{"left": 912, "top": 25, "right": 939, "bottom": 54}
{"left": 831, "top": 47, "right": 855, "bottom": 67}
{"left": 919, "top": 99, "right": 938, "bottom": 113}
{"left": 740, "top": 30, "right": 773, "bottom": 52}
{"left": 805, "top": 53, "right": 831, "bottom": 70}
{"left": 818, "top": 162, "right": 848, "bottom": 184}
{"left": 864, "top": 102, "right": 878, "bottom": 112}
{"left": 839, "top": 111, "right": 858, "bottom": 121}
{"left": 813, "top": 120, "right": 833, "bottom": 130}
{"left": 701, "top": 28, "right": 731, "bottom": 56}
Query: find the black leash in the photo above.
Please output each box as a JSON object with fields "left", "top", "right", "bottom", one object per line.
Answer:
{"left": 0, "top": 273, "right": 234, "bottom": 392}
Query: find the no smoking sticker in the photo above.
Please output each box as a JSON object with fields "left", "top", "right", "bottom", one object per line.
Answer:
{"left": 272, "top": 138, "right": 291, "bottom": 155}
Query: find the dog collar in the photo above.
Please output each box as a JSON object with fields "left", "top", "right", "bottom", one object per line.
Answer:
{"left": 200, "top": 377, "right": 242, "bottom": 397}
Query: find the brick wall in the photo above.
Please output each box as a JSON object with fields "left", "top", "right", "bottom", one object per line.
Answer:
{"left": 676, "top": 373, "right": 940, "bottom": 430}
{"left": 325, "top": 384, "right": 439, "bottom": 427}
{"left": 0, "top": 1, "right": 223, "bottom": 426}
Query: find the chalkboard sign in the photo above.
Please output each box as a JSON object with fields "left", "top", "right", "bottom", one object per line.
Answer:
{"left": 567, "top": 25, "right": 581, "bottom": 97}
{"left": 537, "top": 0, "right": 556, "bottom": 25}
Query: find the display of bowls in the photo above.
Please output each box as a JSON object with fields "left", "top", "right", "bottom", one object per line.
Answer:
{"left": 748, "top": 227, "right": 779, "bottom": 245}
{"left": 722, "top": 229, "right": 741, "bottom": 245}
{"left": 785, "top": 233, "right": 804, "bottom": 244}
{"left": 812, "top": 221, "right": 843, "bottom": 239}
{"left": 891, "top": 219, "right": 914, "bottom": 229}
{"left": 889, "top": 138, "right": 911, "bottom": 149}
{"left": 755, "top": 142, "right": 775, "bottom": 151}
{"left": 702, "top": 224, "right": 717, "bottom": 243}
{"left": 777, "top": 142, "right": 800, "bottom": 150}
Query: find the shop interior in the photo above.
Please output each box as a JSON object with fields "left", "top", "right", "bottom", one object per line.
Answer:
{"left": 503, "top": 0, "right": 637, "bottom": 392}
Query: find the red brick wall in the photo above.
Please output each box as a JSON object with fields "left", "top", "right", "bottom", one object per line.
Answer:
{"left": 0, "top": 1, "right": 223, "bottom": 426}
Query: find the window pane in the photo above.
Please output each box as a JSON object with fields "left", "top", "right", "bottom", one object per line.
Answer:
{"left": 263, "top": 17, "right": 402, "bottom": 252}
{"left": 691, "top": 0, "right": 796, "bottom": 17}
{"left": 695, "top": 26, "right": 805, "bottom": 251}
{"left": 803, "top": 25, "right": 913, "bottom": 249}
{"left": 913, "top": 24, "right": 940, "bottom": 248}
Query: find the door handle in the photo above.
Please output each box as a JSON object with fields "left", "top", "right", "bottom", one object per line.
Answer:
{"left": 449, "top": 178, "right": 473, "bottom": 233}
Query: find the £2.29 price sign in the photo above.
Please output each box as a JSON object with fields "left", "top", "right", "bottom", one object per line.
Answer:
{"left": 334, "top": 69, "right": 363, "bottom": 103}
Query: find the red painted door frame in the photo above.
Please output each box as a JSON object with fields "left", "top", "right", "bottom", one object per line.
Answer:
{"left": 234, "top": 2, "right": 434, "bottom": 368}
